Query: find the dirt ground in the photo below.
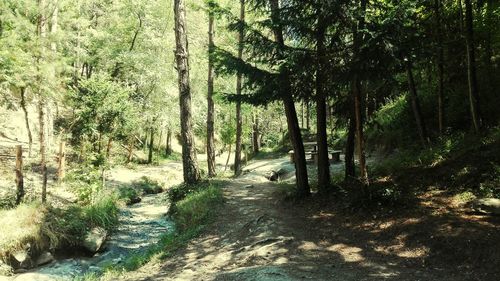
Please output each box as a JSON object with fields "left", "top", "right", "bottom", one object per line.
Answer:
{"left": 119, "top": 157, "right": 500, "bottom": 281}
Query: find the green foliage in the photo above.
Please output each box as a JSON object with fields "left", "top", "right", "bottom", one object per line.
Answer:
{"left": 171, "top": 185, "right": 224, "bottom": 231}
{"left": 167, "top": 181, "right": 213, "bottom": 203}
{"left": 45, "top": 195, "right": 119, "bottom": 248}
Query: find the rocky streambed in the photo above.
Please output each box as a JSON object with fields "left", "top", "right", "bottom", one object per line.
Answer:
{"left": 3, "top": 193, "right": 173, "bottom": 281}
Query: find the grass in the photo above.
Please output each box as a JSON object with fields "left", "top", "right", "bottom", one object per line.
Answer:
{"left": 0, "top": 195, "right": 119, "bottom": 265}
{"left": 0, "top": 202, "right": 48, "bottom": 261}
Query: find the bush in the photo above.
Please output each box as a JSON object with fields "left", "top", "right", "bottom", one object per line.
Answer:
{"left": 167, "top": 181, "right": 211, "bottom": 203}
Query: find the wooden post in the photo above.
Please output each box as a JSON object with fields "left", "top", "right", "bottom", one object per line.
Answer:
{"left": 15, "top": 145, "right": 24, "bottom": 205}
{"left": 57, "top": 141, "right": 66, "bottom": 182}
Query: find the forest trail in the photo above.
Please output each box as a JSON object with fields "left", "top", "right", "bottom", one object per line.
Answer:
{"left": 121, "top": 158, "right": 435, "bottom": 281}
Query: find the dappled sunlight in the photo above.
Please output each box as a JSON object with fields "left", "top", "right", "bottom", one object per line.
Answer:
{"left": 326, "top": 243, "right": 365, "bottom": 263}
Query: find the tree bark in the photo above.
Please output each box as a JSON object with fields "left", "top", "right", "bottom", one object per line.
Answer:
{"left": 306, "top": 100, "right": 310, "bottom": 130}
{"left": 270, "top": 0, "right": 310, "bottom": 197}
{"left": 174, "top": 0, "right": 201, "bottom": 184}
{"left": 127, "top": 139, "right": 134, "bottom": 163}
{"left": 38, "top": 99, "right": 48, "bottom": 203}
{"left": 464, "top": 0, "right": 482, "bottom": 133}
{"left": 166, "top": 128, "right": 172, "bottom": 155}
{"left": 37, "top": 0, "right": 48, "bottom": 203}
{"left": 234, "top": 0, "right": 245, "bottom": 176}
{"left": 252, "top": 111, "right": 260, "bottom": 154}
{"left": 315, "top": 5, "right": 330, "bottom": 192}
{"left": 206, "top": 2, "right": 217, "bottom": 178}
{"left": 148, "top": 128, "right": 154, "bottom": 164}
{"left": 434, "top": 0, "right": 445, "bottom": 135}
{"left": 351, "top": 0, "right": 369, "bottom": 185}
{"left": 15, "top": 145, "right": 24, "bottom": 205}
{"left": 345, "top": 109, "right": 356, "bottom": 181}
{"left": 406, "top": 59, "right": 429, "bottom": 146}
{"left": 225, "top": 144, "right": 232, "bottom": 171}
{"left": 20, "top": 88, "right": 33, "bottom": 157}
{"left": 57, "top": 141, "right": 66, "bottom": 182}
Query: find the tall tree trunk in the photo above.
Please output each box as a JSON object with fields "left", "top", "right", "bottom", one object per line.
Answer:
{"left": 37, "top": 0, "right": 48, "bottom": 203}
{"left": 127, "top": 139, "right": 134, "bottom": 163}
{"left": 345, "top": 106, "right": 356, "bottom": 181}
{"left": 225, "top": 144, "right": 232, "bottom": 171}
{"left": 351, "top": 0, "right": 369, "bottom": 185}
{"left": 252, "top": 111, "right": 260, "bottom": 154}
{"left": 406, "top": 59, "right": 429, "bottom": 146}
{"left": 234, "top": 0, "right": 245, "bottom": 176}
{"left": 206, "top": 2, "right": 217, "bottom": 178}
{"left": 306, "top": 100, "right": 310, "bottom": 130}
{"left": 166, "top": 128, "right": 172, "bottom": 155}
{"left": 148, "top": 128, "right": 154, "bottom": 164}
{"left": 174, "top": 0, "right": 201, "bottom": 184}
{"left": 434, "top": 0, "right": 445, "bottom": 135}
{"left": 315, "top": 5, "right": 330, "bottom": 192}
{"left": 301, "top": 102, "right": 305, "bottom": 128}
{"left": 106, "top": 138, "right": 112, "bottom": 158}
{"left": 38, "top": 99, "right": 48, "bottom": 203}
{"left": 464, "top": 0, "right": 482, "bottom": 132}
{"left": 270, "top": 0, "right": 310, "bottom": 197}
{"left": 20, "top": 88, "right": 33, "bottom": 157}
{"left": 15, "top": 145, "right": 24, "bottom": 205}
{"left": 57, "top": 141, "right": 66, "bottom": 182}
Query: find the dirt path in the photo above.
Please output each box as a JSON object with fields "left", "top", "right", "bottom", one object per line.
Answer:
{"left": 121, "top": 157, "right": 499, "bottom": 281}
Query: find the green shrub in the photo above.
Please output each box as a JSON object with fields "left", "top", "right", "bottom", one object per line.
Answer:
{"left": 118, "top": 186, "right": 140, "bottom": 204}
{"left": 167, "top": 181, "right": 211, "bottom": 203}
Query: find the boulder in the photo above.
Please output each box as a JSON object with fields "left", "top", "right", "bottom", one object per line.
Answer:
{"left": 472, "top": 198, "right": 500, "bottom": 215}
{"left": 266, "top": 168, "right": 287, "bottom": 182}
{"left": 127, "top": 196, "right": 142, "bottom": 205}
{"left": 244, "top": 185, "right": 254, "bottom": 189}
{"left": 82, "top": 227, "right": 107, "bottom": 253}
{"left": 35, "top": 252, "right": 54, "bottom": 266}
{"left": 10, "top": 250, "right": 33, "bottom": 269}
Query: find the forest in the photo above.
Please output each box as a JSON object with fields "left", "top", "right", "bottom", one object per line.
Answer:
{"left": 0, "top": 0, "right": 499, "bottom": 280}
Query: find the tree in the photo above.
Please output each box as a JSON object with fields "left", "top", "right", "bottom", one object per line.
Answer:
{"left": 434, "top": 0, "right": 445, "bottom": 135}
{"left": 463, "top": 0, "right": 482, "bottom": 133}
{"left": 315, "top": 2, "right": 330, "bottom": 192}
{"left": 233, "top": 0, "right": 245, "bottom": 176}
{"left": 269, "top": 0, "right": 310, "bottom": 197}
{"left": 174, "top": 0, "right": 201, "bottom": 184}
{"left": 351, "top": 0, "right": 369, "bottom": 186}
{"left": 206, "top": 0, "right": 217, "bottom": 178}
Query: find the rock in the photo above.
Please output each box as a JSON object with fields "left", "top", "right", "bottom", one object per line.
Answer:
{"left": 127, "top": 196, "right": 142, "bottom": 205}
{"left": 82, "top": 227, "right": 107, "bottom": 253}
{"left": 244, "top": 185, "right": 254, "bottom": 189}
{"left": 266, "top": 168, "right": 287, "bottom": 182}
{"left": 35, "top": 252, "right": 54, "bottom": 266}
{"left": 10, "top": 250, "right": 33, "bottom": 269}
{"left": 472, "top": 198, "right": 500, "bottom": 215}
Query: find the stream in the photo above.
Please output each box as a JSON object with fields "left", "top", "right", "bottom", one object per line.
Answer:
{"left": 9, "top": 193, "right": 174, "bottom": 281}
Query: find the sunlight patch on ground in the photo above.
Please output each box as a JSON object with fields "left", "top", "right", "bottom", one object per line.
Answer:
{"left": 326, "top": 243, "right": 364, "bottom": 262}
